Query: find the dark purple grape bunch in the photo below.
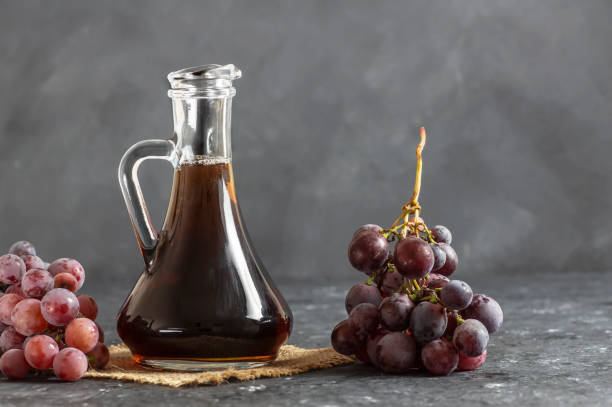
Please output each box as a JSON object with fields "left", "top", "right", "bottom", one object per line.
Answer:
{"left": 332, "top": 128, "right": 504, "bottom": 376}
{"left": 0, "top": 241, "right": 109, "bottom": 381}
{"left": 335, "top": 222, "right": 503, "bottom": 376}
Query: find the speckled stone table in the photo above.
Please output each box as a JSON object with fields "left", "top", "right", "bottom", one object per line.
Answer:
{"left": 1, "top": 272, "right": 610, "bottom": 407}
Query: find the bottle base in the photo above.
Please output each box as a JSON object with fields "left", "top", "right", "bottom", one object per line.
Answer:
{"left": 132, "top": 354, "right": 276, "bottom": 372}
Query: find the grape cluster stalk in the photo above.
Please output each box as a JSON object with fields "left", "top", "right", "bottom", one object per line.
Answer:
{"left": 335, "top": 128, "right": 504, "bottom": 376}
{"left": 0, "top": 241, "right": 110, "bottom": 381}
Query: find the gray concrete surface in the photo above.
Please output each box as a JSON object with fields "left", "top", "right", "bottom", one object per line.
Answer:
{"left": 2, "top": 272, "right": 611, "bottom": 406}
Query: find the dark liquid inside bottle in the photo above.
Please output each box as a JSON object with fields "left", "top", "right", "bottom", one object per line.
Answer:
{"left": 117, "top": 162, "right": 292, "bottom": 365}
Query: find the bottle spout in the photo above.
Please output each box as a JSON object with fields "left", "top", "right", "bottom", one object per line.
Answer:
{"left": 168, "top": 64, "right": 241, "bottom": 99}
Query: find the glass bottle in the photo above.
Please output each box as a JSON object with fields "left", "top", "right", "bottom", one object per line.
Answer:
{"left": 116, "top": 64, "right": 292, "bottom": 371}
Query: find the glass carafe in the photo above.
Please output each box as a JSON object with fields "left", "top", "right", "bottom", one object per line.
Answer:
{"left": 116, "top": 64, "right": 292, "bottom": 371}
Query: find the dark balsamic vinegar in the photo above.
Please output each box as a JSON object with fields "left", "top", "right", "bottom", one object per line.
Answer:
{"left": 117, "top": 162, "right": 292, "bottom": 363}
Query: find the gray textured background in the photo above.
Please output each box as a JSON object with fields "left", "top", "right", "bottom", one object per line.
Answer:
{"left": 1, "top": 0, "right": 611, "bottom": 298}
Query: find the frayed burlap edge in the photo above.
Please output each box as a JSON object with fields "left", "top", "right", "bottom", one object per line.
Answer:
{"left": 84, "top": 344, "right": 354, "bottom": 387}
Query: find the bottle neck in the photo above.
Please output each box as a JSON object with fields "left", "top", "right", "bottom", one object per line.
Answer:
{"left": 171, "top": 96, "right": 232, "bottom": 165}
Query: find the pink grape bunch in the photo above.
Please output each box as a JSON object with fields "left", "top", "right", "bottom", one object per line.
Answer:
{"left": 0, "top": 241, "right": 109, "bottom": 382}
{"left": 331, "top": 128, "right": 504, "bottom": 376}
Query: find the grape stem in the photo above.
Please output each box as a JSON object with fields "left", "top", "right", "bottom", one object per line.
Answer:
{"left": 377, "top": 128, "right": 442, "bottom": 305}
{"left": 404, "top": 127, "right": 426, "bottom": 236}
{"left": 383, "top": 127, "right": 428, "bottom": 240}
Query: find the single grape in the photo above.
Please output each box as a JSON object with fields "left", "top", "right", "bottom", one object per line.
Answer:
{"left": 461, "top": 294, "right": 503, "bottom": 334}
{"left": 24, "top": 334, "right": 59, "bottom": 369}
{"left": 429, "top": 243, "right": 447, "bottom": 272}
{"left": 11, "top": 298, "right": 48, "bottom": 336}
{"left": 54, "top": 272, "right": 78, "bottom": 292}
{"left": 444, "top": 311, "right": 458, "bottom": 338}
{"left": 77, "top": 295, "right": 98, "bottom": 320}
{"left": 0, "top": 254, "right": 26, "bottom": 285}
{"left": 348, "top": 303, "right": 379, "bottom": 341}
{"left": 5, "top": 282, "right": 26, "bottom": 297}
{"left": 365, "top": 327, "right": 389, "bottom": 367}
{"left": 378, "top": 293, "right": 414, "bottom": 331}
{"left": 47, "top": 258, "right": 85, "bottom": 290}
{"left": 441, "top": 280, "right": 473, "bottom": 311}
{"left": 380, "top": 269, "right": 404, "bottom": 296}
{"left": 65, "top": 317, "right": 99, "bottom": 353}
{"left": 457, "top": 350, "right": 487, "bottom": 371}
{"left": 436, "top": 243, "right": 458, "bottom": 277}
{"left": 409, "top": 301, "right": 448, "bottom": 344}
{"left": 425, "top": 273, "right": 449, "bottom": 289}
{"left": 348, "top": 232, "right": 389, "bottom": 274}
{"left": 330, "top": 320, "right": 361, "bottom": 356}
{"left": 95, "top": 321, "right": 104, "bottom": 343}
{"left": 0, "top": 326, "right": 25, "bottom": 352}
{"left": 421, "top": 339, "right": 459, "bottom": 375}
{"left": 21, "top": 255, "right": 46, "bottom": 271}
{"left": 376, "top": 332, "right": 418, "bottom": 373}
{"left": 41, "top": 288, "right": 80, "bottom": 326}
{"left": 86, "top": 342, "right": 110, "bottom": 369}
{"left": 0, "top": 349, "right": 30, "bottom": 379}
{"left": 453, "top": 319, "right": 489, "bottom": 357}
{"left": 8, "top": 241, "right": 36, "bottom": 257}
{"left": 53, "top": 347, "right": 88, "bottom": 381}
{"left": 0, "top": 293, "right": 23, "bottom": 325}
{"left": 345, "top": 283, "right": 382, "bottom": 314}
{"left": 431, "top": 225, "right": 452, "bottom": 244}
{"left": 393, "top": 236, "right": 434, "bottom": 279}
{"left": 21, "top": 269, "right": 54, "bottom": 299}
{"left": 352, "top": 224, "right": 382, "bottom": 241}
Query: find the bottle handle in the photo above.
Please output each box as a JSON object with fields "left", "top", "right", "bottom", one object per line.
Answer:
{"left": 118, "top": 139, "right": 178, "bottom": 259}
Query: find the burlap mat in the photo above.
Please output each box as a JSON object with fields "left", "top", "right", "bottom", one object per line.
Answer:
{"left": 84, "top": 344, "right": 353, "bottom": 387}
